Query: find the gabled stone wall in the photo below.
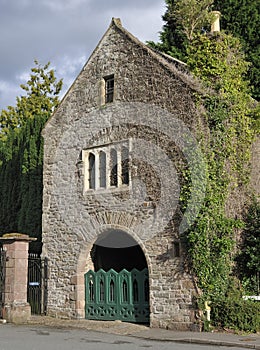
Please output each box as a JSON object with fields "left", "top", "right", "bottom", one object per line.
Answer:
{"left": 42, "top": 19, "right": 203, "bottom": 330}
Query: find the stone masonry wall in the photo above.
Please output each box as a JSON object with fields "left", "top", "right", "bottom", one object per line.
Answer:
{"left": 42, "top": 20, "right": 202, "bottom": 330}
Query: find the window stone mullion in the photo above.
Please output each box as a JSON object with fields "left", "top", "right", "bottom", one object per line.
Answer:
{"left": 106, "top": 150, "right": 110, "bottom": 189}
{"left": 117, "top": 147, "right": 122, "bottom": 187}
{"left": 95, "top": 151, "right": 99, "bottom": 190}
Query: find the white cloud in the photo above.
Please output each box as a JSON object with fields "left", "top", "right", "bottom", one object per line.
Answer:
{"left": 0, "top": 80, "right": 21, "bottom": 108}
{"left": 57, "top": 55, "right": 87, "bottom": 77}
{"left": 0, "top": 0, "right": 165, "bottom": 110}
{"left": 41, "top": 0, "right": 89, "bottom": 12}
{"left": 54, "top": 55, "right": 87, "bottom": 98}
{"left": 17, "top": 71, "right": 31, "bottom": 84}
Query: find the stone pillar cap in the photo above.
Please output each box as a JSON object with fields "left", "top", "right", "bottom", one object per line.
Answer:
{"left": 0, "top": 233, "right": 37, "bottom": 242}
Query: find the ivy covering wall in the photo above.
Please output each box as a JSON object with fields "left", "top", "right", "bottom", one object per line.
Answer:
{"left": 149, "top": 0, "right": 259, "bottom": 331}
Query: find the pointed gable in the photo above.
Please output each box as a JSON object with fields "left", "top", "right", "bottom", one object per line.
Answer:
{"left": 43, "top": 18, "right": 202, "bottom": 139}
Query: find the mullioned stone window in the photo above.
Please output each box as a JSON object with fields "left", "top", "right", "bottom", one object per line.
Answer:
{"left": 82, "top": 140, "right": 130, "bottom": 191}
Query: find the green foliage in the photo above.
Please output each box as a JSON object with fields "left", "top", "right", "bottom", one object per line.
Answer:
{"left": 154, "top": 0, "right": 260, "bottom": 100}
{"left": 187, "top": 33, "right": 250, "bottom": 93}
{"left": 152, "top": 2, "right": 258, "bottom": 311}
{"left": 172, "top": 0, "right": 215, "bottom": 41}
{"left": 147, "top": 0, "right": 188, "bottom": 61}
{"left": 147, "top": 0, "right": 216, "bottom": 61}
{"left": 187, "top": 33, "right": 255, "bottom": 179}
{"left": 180, "top": 32, "right": 256, "bottom": 305}
{"left": 0, "top": 60, "right": 62, "bottom": 141}
{"left": 211, "top": 297, "right": 260, "bottom": 333}
{"left": 154, "top": 0, "right": 259, "bottom": 328}
{"left": 236, "top": 199, "right": 260, "bottom": 295}
{"left": 186, "top": 177, "right": 240, "bottom": 300}
{"left": 213, "top": 0, "right": 260, "bottom": 100}
{"left": 0, "top": 116, "right": 47, "bottom": 249}
{"left": 0, "top": 60, "right": 62, "bottom": 253}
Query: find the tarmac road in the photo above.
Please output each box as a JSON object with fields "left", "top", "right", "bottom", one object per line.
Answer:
{"left": 0, "top": 324, "right": 248, "bottom": 350}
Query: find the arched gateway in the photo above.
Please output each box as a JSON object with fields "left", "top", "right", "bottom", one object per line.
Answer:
{"left": 42, "top": 18, "right": 201, "bottom": 330}
{"left": 85, "top": 229, "right": 150, "bottom": 323}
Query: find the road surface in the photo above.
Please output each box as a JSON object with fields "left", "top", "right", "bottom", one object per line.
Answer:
{"left": 0, "top": 324, "right": 246, "bottom": 350}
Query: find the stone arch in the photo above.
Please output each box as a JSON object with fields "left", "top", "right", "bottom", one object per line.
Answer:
{"left": 73, "top": 225, "right": 151, "bottom": 320}
{"left": 91, "top": 228, "right": 148, "bottom": 272}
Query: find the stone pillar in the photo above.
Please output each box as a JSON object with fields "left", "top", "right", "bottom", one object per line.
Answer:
{"left": 0, "top": 233, "right": 36, "bottom": 323}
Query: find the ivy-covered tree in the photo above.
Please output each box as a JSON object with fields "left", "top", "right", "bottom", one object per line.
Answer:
{"left": 148, "top": 0, "right": 215, "bottom": 61}
{"left": 213, "top": 0, "right": 260, "bottom": 100}
{"left": 186, "top": 31, "right": 255, "bottom": 301}
{"left": 150, "top": 0, "right": 258, "bottom": 305}
{"left": 0, "top": 61, "right": 62, "bottom": 253}
{"left": 149, "top": 0, "right": 260, "bottom": 100}
{"left": 147, "top": 0, "right": 188, "bottom": 60}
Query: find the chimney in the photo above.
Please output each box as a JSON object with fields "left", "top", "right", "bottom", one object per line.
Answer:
{"left": 211, "top": 11, "right": 221, "bottom": 33}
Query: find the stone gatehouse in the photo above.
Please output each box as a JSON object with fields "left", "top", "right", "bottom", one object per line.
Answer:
{"left": 42, "top": 18, "right": 205, "bottom": 330}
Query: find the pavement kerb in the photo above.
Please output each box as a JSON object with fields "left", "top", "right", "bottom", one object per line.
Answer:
{"left": 129, "top": 334, "right": 260, "bottom": 349}
{"left": 128, "top": 329, "right": 260, "bottom": 350}
{"left": 23, "top": 316, "right": 260, "bottom": 349}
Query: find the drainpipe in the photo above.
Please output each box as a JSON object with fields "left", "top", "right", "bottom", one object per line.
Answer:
{"left": 211, "top": 11, "right": 221, "bottom": 33}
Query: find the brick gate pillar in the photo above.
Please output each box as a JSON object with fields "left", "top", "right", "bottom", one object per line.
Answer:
{"left": 0, "top": 233, "right": 36, "bottom": 323}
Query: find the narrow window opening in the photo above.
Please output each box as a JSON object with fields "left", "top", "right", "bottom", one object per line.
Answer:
{"left": 173, "top": 241, "right": 180, "bottom": 258}
{"left": 88, "top": 153, "right": 95, "bottom": 189}
{"left": 121, "top": 146, "right": 129, "bottom": 185}
{"left": 105, "top": 75, "right": 114, "bottom": 103}
{"left": 99, "top": 151, "right": 106, "bottom": 188}
{"left": 110, "top": 149, "right": 118, "bottom": 187}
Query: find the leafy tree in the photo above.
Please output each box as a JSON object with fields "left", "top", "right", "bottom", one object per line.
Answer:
{"left": 0, "top": 60, "right": 62, "bottom": 141}
{"left": 0, "top": 61, "right": 62, "bottom": 253}
{"left": 185, "top": 31, "right": 255, "bottom": 301}
{"left": 172, "top": 0, "right": 215, "bottom": 41}
{"left": 213, "top": 0, "right": 260, "bottom": 100}
{"left": 151, "top": 0, "right": 258, "bottom": 306}
{"left": 148, "top": 0, "right": 215, "bottom": 60}
{"left": 150, "top": 0, "right": 260, "bottom": 100}
{"left": 147, "top": 0, "right": 188, "bottom": 60}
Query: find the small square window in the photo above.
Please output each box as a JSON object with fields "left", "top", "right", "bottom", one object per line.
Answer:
{"left": 172, "top": 241, "right": 180, "bottom": 258}
{"left": 104, "top": 75, "right": 114, "bottom": 103}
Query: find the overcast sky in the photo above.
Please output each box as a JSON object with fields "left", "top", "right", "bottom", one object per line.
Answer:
{"left": 0, "top": 0, "right": 165, "bottom": 111}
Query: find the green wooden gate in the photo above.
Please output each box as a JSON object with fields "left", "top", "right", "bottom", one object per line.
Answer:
{"left": 85, "top": 268, "right": 149, "bottom": 323}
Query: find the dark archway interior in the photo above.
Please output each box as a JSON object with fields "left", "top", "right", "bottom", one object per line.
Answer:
{"left": 91, "top": 229, "right": 147, "bottom": 272}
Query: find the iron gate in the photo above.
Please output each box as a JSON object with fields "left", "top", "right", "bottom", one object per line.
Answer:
{"left": 85, "top": 268, "right": 149, "bottom": 323}
{"left": 27, "top": 254, "right": 48, "bottom": 315}
{"left": 0, "top": 247, "right": 6, "bottom": 319}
